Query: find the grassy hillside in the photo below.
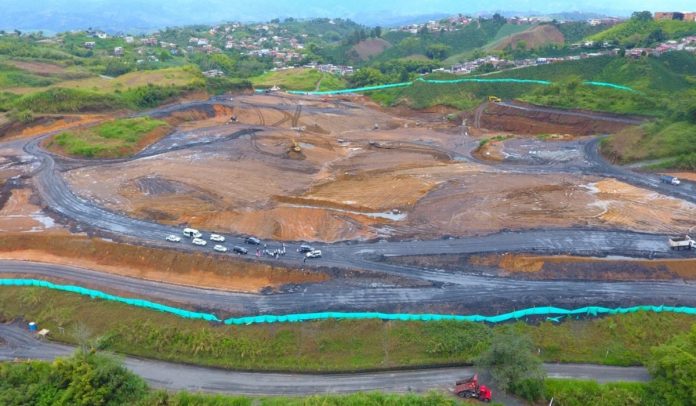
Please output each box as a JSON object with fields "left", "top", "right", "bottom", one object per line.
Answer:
{"left": 488, "top": 24, "right": 565, "bottom": 51}
{"left": 47, "top": 117, "right": 170, "bottom": 158}
{"left": 251, "top": 68, "right": 347, "bottom": 91}
{"left": 369, "top": 17, "right": 507, "bottom": 64}
{"left": 1, "top": 286, "right": 694, "bottom": 372}
{"left": 589, "top": 17, "right": 696, "bottom": 47}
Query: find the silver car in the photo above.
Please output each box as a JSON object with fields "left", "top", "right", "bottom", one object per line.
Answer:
{"left": 165, "top": 235, "right": 181, "bottom": 243}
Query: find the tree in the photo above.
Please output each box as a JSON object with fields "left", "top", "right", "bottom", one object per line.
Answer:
{"left": 649, "top": 325, "right": 696, "bottom": 405}
{"left": 373, "top": 26, "right": 382, "bottom": 38}
{"left": 348, "top": 67, "right": 385, "bottom": 87}
{"left": 631, "top": 11, "right": 653, "bottom": 22}
{"left": 475, "top": 328, "right": 545, "bottom": 400}
{"left": 425, "top": 44, "right": 450, "bottom": 60}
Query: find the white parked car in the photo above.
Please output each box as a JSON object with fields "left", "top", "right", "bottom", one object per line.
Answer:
{"left": 165, "top": 235, "right": 181, "bottom": 243}
{"left": 213, "top": 244, "right": 228, "bottom": 253}
{"left": 192, "top": 238, "right": 207, "bottom": 246}
{"left": 305, "top": 250, "right": 322, "bottom": 258}
{"left": 210, "top": 234, "right": 225, "bottom": 242}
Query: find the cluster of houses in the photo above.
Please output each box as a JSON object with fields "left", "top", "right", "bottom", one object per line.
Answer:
{"left": 305, "top": 63, "right": 354, "bottom": 76}
{"left": 442, "top": 36, "right": 696, "bottom": 75}
{"left": 392, "top": 15, "right": 622, "bottom": 34}
{"left": 654, "top": 12, "right": 696, "bottom": 22}
{"left": 628, "top": 36, "right": 696, "bottom": 57}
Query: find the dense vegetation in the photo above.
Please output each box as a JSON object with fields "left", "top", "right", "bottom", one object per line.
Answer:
{"left": 1, "top": 288, "right": 695, "bottom": 405}
{"left": 48, "top": 117, "right": 169, "bottom": 158}
{"left": 590, "top": 11, "right": 696, "bottom": 48}
{"left": 0, "top": 351, "right": 148, "bottom": 405}
{"left": 1, "top": 287, "right": 694, "bottom": 372}
{"left": 251, "top": 68, "right": 346, "bottom": 91}
{"left": 0, "top": 352, "right": 465, "bottom": 405}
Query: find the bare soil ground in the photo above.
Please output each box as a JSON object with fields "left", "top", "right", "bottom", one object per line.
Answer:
{"left": 492, "top": 24, "right": 565, "bottom": 50}
{"left": 388, "top": 252, "right": 696, "bottom": 281}
{"left": 0, "top": 234, "right": 328, "bottom": 292}
{"left": 0, "top": 114, "right": 109, "bottom": 141}
{"left": 470, "top": 253, "right": 696, "bottom": 280}
{"left": 475, "top": 102, "right": 634, "bottom": 136}
{"left": 59, "top": 94, "right": 695, "bottom": 242}
{"left": 6, "top": 60, "right": 68, "bottom": 75}
{"left": 0, "top": 188, "right": 63, "bottom": 233}
{"left": 351, "top": 38, "right": 392, "bottom": 60}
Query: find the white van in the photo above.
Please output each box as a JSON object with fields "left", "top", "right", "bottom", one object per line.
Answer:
{"left": 183, "top": 228, "right": 202, "bottom": 238}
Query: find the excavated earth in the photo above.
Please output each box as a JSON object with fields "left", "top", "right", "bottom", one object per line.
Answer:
{"left": 58, "top": 94, "right": 695, "bottom": 243}
{"left": 474, "top": 101, "right": 642, "bottom": 136}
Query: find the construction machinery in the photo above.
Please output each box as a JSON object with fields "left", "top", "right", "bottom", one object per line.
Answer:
{"left": 669, "top": 235, "right": 695, "bottom": 250}
{"left": 454, "top": 374, "right": 492, "bottom": 402}
{"left": 660, "top": 175, "right": 681, "bottom": 185}
{"left": 488, "top": 96, "right": 502, "bottom": 103}
{"left": 290, "top": 139, "right": 302, "bottom": 153}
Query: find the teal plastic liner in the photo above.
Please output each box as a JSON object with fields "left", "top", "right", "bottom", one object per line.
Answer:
{"left": 281, "top": 77, "right": 636, "bottom": 96}
{"left": 222, "top": 305, "right": 696, "bottom": 325}
{"left": 0, "top": 279, "right": 220, "bottom": 322}
{"left": 2, "top": 279, "right": 695, "bottom": 326}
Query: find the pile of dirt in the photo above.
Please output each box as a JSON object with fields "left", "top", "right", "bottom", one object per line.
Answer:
{"left": 492, "top": 25, "right": 564, "bottom": 51}
{"left": 351, "top": 38, "right": 392, "bottom": 60}
{"left": 477, "top": 102, "right": 635, "bottom": 136}
{"left": 0, "top": 114, "right": 109, "bottom": 141}
{"left": 0, "top": 234, "right": 328, "bottom": 292}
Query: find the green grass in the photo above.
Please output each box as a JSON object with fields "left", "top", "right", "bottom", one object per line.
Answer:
{"left": 602, "top": 120, "right": 696, "bottom": 169}
{"left": 48, "top": 117, "right": 168, "bottom": 158}
{"left": 543, "top": 379, "right": 655, "bottom": 406}
{"left": 0, "top": 287, "right": 693, "bottom": 372}
{"left": 251, "top": 68, "right": 347, "bottom": 91}
{"left": 143, "top": 391, "right": 466, "bottom": 405}
{"left": 589, "top": 18, "right": 696, "bottom": 47}
{"left": 0, "top": 63, "right": 59, "bottom": 89}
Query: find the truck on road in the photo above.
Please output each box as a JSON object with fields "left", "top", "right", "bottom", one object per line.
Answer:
{"left": 660, "top": 175, "right": 681, "bottom": 186}
{"left": 669, "top": 235, "right": 695, "bottom": 250}
{"left": 454, "top": 374, "right": 491, "bottom": 402}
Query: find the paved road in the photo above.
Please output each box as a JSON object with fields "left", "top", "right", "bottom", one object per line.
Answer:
{"left": 0, "top": 324, "right": 650, "bottom": 396}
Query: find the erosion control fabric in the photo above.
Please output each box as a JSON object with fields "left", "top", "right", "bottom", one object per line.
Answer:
{"left": 3, "top": 279, "right": 695, "bottom": 325}
{"left": 283, "top": 77, "right": 638, "bottom": 96}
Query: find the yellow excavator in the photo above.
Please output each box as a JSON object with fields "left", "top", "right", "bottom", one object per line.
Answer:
{"left": 488, "top": 95, "right": 502, "bottom": 103}
{"left": 290, "top": 139, "right": 302, "bottom": 153}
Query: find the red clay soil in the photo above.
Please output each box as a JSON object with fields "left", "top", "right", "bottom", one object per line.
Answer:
{"left": 476, "top": 102, "right": 636, "bottom": 136}
{"left": 471, "top": 253, "right": 696, "bottom": 281}
{"left": 492, "top": 25, "right": 565, "bottom": 50}
{"left": 0, "top": 234, "right": 328, "bottom": 292}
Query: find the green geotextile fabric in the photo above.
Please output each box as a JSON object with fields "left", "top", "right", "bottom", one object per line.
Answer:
{"left": 281, "top": 77, "right": 636, "bottom": 95}
{"left": 3, "top": 279, "right": 693, "bottom": 325}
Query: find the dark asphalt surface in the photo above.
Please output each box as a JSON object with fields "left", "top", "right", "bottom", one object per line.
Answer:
{"left": 0, "top": 324, "right": 650, "bottom": 396}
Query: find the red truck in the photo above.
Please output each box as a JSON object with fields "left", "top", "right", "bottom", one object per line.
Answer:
{"left": 454, "top": 374, "right": 492, "bottom": 402}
